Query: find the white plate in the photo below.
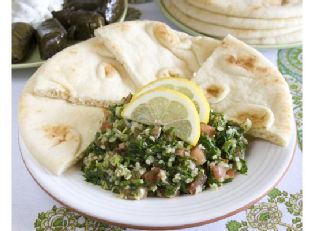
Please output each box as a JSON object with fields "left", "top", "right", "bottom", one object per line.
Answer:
{"left": 18, "top": 124, "right": 296, "bottom": 230}
{"left": 157, "top": 0, "right": 302, "bottom": 50}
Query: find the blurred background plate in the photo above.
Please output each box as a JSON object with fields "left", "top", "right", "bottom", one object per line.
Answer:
{"left": 12, "top": 46, "right": 45, "bottom": 70}
{"left": 12, "top": 0, "right": 128, "bottom": 70}
{"left": 158, "top": 0, "right": 302, "bottom": 50}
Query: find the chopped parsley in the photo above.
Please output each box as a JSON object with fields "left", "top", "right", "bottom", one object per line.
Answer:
{"left": 81, "top": 97, "right": 249, "bottom": 200}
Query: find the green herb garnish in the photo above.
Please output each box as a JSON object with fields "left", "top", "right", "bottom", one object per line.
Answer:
{"left": 81, "top": 98, "right": 249, "bottom": 200}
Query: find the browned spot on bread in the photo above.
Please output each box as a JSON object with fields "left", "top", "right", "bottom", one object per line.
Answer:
{"left": 168, "top": 71, "right": 181, "bottom": 77}
{"left": 227, "top": 55, "right": 237, "bottom": 64}
{"left": 226, "top": 55, "right": 269, "bottom": 74}
{"left": 94, "top": 42, "right": 105, "bottom": 50}
{"left": 104, "top": 64, "right": 116, "bottom": 77}
{"left": 227, "top": 55, "right": 256, "bottom": 70}
{"left": 157, "top": 70, "right": 183, "bottom": 78}
{"left": 42, "top": 125, "right": 77, "bottom": 145}
{"left": 235, "top": 112, "right": 266, "bottom": 128}
{"left": 109, "top": 42, "right": 123, "bottom": 54}
{"left": 281, "top": 0, "right": 291, "bottom": 4}
{"left": 256, "top": 66, "right": 269, "bottom": 73}
{"left": 251, "top": 6, "right": 261, "bottom": 10}
{"left": 221, "top": 40, "right": 233, "bottom": 48}
{"left": 260, "top": 74, "right": 283, "bottom": 85}
{"left": 154, "top": 23, "right": 179, "bottom": 46}
{"left": 206, "top": 85, "right": 222, "bottom": 98}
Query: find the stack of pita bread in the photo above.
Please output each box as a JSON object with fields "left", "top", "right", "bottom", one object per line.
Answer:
{"left": 162, "top": 0, "right": 302, "bottom": 45}
{"left": 19, "top": 21, "right": 293, "bottom": 175}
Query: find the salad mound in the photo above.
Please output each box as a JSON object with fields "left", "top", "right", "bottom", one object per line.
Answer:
{"left": 81, "top": 96, "right": 249, "bottom": 200}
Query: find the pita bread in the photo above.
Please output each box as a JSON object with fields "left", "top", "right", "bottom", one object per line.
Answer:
{"left": 95, "top": 21, "right": 220, "bottom": 86}
{"left": 149, "top": 22, "right": 221, "bottom": 71}
{"left": 163, "top": 0, "right": 301, "bottom": 40}
{"left": 19, "top": 21, "right": 294, "bottom": 177}
{"left": 19, "top": 78, "right": 105, "bottom": 175}
{"left": 173, "top": 0, "right": 302, "bottom": 30}
{"left": 244, "top": 30, "right": 301, "bottom": 44}
{"left": 187, "top": 0, "right": 302, "bottom": 19}
{"left": 33, "top": 38, "right": 136, "bottom": 107}
{"left": 192, "top": 35, "right": 293, "bottom": 146}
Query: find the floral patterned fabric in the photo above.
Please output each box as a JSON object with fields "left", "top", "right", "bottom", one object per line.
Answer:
{"left": 34, "top": 188, "right": 302, "bottom": 231}
{"left": 226, "top": 188, "right": 302, "bottom": 231}
{"left": 277, "top": 48, "right": 302, "bottom": 148}
{"left": 34, "top": 206, "right": 124, "bottom": 231}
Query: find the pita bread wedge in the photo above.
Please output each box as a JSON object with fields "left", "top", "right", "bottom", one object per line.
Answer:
{"left": 33, "top": 38, "right": 136, "bottom": 107}
{"left": 187, "top": 0, "right": 302, "bottom": 19}
{"left": 19, "top": 78, "right": 105, "bottom": 175}
{"left": 173, "top": 0, "right": 302, "bottom": 30}
{"left": 193, "top": 35, "right": 293, "bottom": 146}
{"left": 95, "top": 21, "right": 220, "bottom": 87}
{"left": 163, "top": 0, "right": 301, "bottom": 40}
{"left": 152, "top": 23, "right": 221, "bottom": 69}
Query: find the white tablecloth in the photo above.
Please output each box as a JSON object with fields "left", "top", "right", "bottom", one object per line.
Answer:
{"left": 12, "top": 2, "right": 302, "bottom": 231}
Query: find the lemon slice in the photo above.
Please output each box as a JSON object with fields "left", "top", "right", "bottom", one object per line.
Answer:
{"left": 122, "top": 88, "right": 200, "bottom": 145}
{"left": 132, "top": 78, "right": 210, "bottom": 123}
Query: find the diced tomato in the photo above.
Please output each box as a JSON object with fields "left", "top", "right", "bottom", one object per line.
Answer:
{"left": 187, "top": 175, "right": 207, "bottom": 195}
{"left": 190, "top": 145, "right": 206, "bottom": 165}
{"left": 226, "top": 169, "right": 235, "bottom": 179}
{"left": 143, "top": 167, "right": 161, "bottom": 185}
{"left": 200, "top": 123, "right": 215, "bottom": 137}
{"left": 211, "top": 165, "right": 227, "bottom": 180}
{"left": 175, "top": 148, "right": 185, "bottom": 157}
{"left": 101, "top": 121, "right": 112, "bottom": 130}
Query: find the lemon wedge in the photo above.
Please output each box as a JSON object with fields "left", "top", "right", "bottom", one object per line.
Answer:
{"left": 122, "top": 88, "right": 200, "bottom": 145}
{"left": 132, "top": 77, "right": 210, "bottom": 123}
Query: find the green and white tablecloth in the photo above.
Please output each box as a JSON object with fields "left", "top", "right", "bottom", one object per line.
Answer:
{"left": 12, "top": 2, "right": 302, "bottom": 231}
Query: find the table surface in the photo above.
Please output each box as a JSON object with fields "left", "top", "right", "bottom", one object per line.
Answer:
{"left": 12, "top": 2, "right": 302, "bottom": 231}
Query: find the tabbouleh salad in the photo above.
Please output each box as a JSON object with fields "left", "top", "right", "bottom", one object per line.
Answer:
{"left": 81, "top": 96, "right": 249, "bottom": 200}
